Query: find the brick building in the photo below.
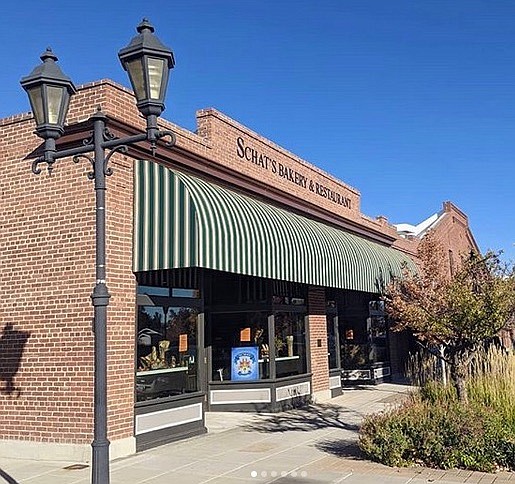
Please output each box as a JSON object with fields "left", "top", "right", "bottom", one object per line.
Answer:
{"left": 0, "top": 79, "right": 478, "bottom": 461}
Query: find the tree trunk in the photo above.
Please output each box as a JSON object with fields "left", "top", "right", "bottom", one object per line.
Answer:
{"left": 449, "top": 354, "right": 468, "bottom": 403}
{"left": 439, "top": 345, "right": 447, "bottom": 386}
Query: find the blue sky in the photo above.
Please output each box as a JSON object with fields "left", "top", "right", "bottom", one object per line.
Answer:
{"left": 2, "top": 1, "right": 514, "bottom": 260}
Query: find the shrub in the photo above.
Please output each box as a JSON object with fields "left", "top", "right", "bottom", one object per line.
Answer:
{"left": 359, "top": 347, "right": 515, "bottom": 472}
{"left": 359, "top": 387, "right": 515, "bottom": 472}
{"left": 358, "top": 402, "right": 414, "bottom": 467}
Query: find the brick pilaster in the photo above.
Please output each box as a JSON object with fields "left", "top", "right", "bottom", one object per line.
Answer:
{"left": 307, "top": 286, "right": 329, "bottom": 393}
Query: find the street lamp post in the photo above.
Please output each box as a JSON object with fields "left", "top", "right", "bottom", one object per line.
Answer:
{"left": 20, "top": 19, "right": 175, "bottom": 484}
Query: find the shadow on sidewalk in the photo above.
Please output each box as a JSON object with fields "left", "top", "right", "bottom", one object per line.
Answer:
{"left": 0, "top": 468, "right": 20, "bottom": 484}
{"left": 241, "top": 403, "right": 362, "bottom": 433}
{"left": 315, "top": 438, "right": 366, "bottom": 461}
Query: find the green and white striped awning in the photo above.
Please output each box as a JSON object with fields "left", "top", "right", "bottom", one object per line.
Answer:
{"left": 134, "top": 160, "right": 415, "bottom": 293}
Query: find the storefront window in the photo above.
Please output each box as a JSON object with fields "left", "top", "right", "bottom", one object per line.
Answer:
{"left": 136, "top": 305, "right": 199, "bottom": 402}
{"left": 274, "top": 312, "right": 307, "bottom": 378}
{"left": 340, "top": 299, "right": 388, "bottom": 368}
{"left": 327, "top": 314, "right": 338, "bottom": 369}
{"left": 211, "top": 312, "right": 270, "bottom": 381}
{"left": 368, "top": 314, "right": 388, "bottom": 363}
{"left": 342, "top": 341, "right": 369, "bottom": 368}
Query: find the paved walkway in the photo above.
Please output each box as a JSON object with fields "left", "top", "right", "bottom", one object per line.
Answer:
{"left": 1, "top": 383, "right": 514, "bottom": 483}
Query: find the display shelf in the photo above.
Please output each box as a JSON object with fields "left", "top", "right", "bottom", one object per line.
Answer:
{"left": 137, "top": 366, "right": 189, "bottom": 376}
{"left": 276, "top": 355, "right": 300, "bottom": 361}
{"left": 258, "top": 355, "right": 300, "bottom": 363}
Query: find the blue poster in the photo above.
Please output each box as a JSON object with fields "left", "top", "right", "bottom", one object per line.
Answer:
{"left": 231, "top": 346, "right": 259, "bottom": 381}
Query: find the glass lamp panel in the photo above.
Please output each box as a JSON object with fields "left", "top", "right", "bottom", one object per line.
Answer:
{"left": 46, "top": 85, "right": 65, "bottom": 125}
{"left": 147, "top": 57, "right": 165, "bottom": 100}
{"left": 27, "top": 86, "right": 45, "bottom": 126}
{"left": 126, "top": 58, "right": 146, "bottom": 101}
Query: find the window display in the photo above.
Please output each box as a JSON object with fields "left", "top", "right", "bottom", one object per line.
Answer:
{"left": 274, "top": 312, "right": 307, "bottom": 377}
{"left": 367, "top": 314, "right": 388, "bottom": 363}
{"left": 210, "top": 311, "right": 307, "bottom": 381}
{"left": 136, "top": 305, "right": 199, "bottom": 402}
{"left": 341, "top": 299, "right": 388, "bottom": 368}
{"left": 327, "top": 314, "right": 338, "bottom": 369}
{"left": 211, "top": 312, "right": 270, "bottom": 381}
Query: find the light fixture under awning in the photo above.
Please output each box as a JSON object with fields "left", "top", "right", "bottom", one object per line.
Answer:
{"left": 133, "top": 160, "right": 416, "bottom": 293}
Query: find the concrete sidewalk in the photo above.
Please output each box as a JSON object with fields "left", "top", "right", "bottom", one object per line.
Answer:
{"left": 1, "top": 383, "right": 514, "bottom": 483}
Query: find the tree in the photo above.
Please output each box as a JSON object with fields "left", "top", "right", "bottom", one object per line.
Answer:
{"left": 385, "top": 232, "right": 515, "bottom": 402}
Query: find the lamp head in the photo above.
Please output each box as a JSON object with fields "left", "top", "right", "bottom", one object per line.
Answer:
{"left": 20, "top": 48, "right": 76, "bottom": 139}
{"left": 118, "top": 19, "right": 175, "bottom": 118}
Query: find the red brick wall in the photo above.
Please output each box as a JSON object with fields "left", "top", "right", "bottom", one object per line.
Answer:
{"left": 431, "top": 202, "right": 479, "bottom": 275}
{"left": 0, "top": 84, "right": 139, "bottom": 446}
{"left": 307, "top": 287, "right": 329, "bottom": 393}
{"left": 0, "top": 116, "right": 97, "bottom": 444}
{"left": 104, "top": 153, "right": 136, "bottom": 440}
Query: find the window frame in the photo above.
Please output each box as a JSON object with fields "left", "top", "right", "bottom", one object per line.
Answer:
{"left": 135, "top": 287, "right": 204, "bottom": 406}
